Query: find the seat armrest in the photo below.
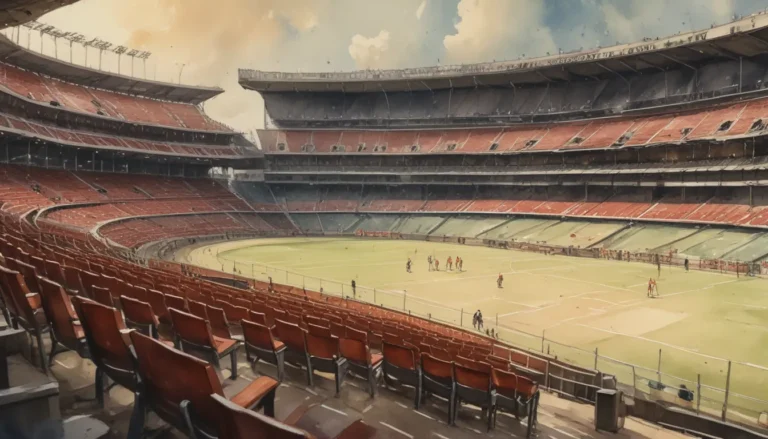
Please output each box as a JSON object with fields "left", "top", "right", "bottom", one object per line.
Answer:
{"left": 230, "top": 376, "right": 279, "bottom": 409}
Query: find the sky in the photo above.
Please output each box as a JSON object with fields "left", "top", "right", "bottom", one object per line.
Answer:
{"left": 23, "top": 0, "right": 768, "bottom": 136}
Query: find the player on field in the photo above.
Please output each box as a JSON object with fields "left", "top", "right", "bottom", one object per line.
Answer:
{"left": 428, "top": 255, "right": 433, "bottom": 271}
{"left": 435, "top": 259, "right": 440, "bottom": 271}
{"left": 406, "top": 258, "right": 412, "bottom": 273}
{"left": 497, "top": 273, "right": 504, "bottom": 288}
{"left": 647, "top": 278, "right": 657, "bottom": 298}
{"left": 457, "top": 256, "right": 463, "bottom": 272}
{"left": 447, "top": 256, "right": 453, "bottom": 271}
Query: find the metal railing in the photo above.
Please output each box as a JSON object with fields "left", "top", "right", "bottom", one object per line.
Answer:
{"left": 214, "top": 246, "right": 768, "bottom": 432}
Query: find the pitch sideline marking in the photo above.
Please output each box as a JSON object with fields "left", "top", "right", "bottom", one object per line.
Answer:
{"left": 572, "top": 324, "right": 741, "bottom": 360}
{"left": 724, "top": 301, "right": 768, "bottom": 310}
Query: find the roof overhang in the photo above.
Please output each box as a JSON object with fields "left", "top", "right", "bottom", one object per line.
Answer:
{"left": 0, "top": 34, "right": 224, "bottom": 104}
{"left": 0, "top": 1, "right": 80, "bottom": 29}
{"left": 240, "top": 12, "right": 768, "bottom": 93}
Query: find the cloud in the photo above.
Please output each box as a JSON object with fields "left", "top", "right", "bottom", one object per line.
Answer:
{"left": 416, "top": 0, "right": 427, "bottom": 20}
{"left": 40, "top": 0, "right": 327, "bottom": 135}
{"left": 443, "top": 0, "right": 557, "bottom": 64}
{"left": 34, "top": 0, "right": 767, "bottom": 136}
{"left": 348, "top": 30, "right": 391, "bottom": 69}
{"left": 599, "top": 0, "right": 738, "bottom": 45}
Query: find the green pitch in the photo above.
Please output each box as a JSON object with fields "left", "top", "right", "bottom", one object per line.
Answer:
{"left": 177, "top": 236, "right": 768, "bottom": 423}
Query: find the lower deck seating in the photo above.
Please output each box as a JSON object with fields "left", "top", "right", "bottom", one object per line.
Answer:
{"left": 45, "top": 198, "right": 251, "bottom": 229}
{"left": 0, "top": 113, "right": 242, "bottom": 158}
{"left": 98, "top": 213, "right": 291, "bottom": 248}
{"left": 0, "top": 223, "right": 543, "bottom": 437}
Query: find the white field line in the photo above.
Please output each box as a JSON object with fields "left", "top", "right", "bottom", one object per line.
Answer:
{"left": 572, "top": 324, "right": 744, "bottom": 360}
{"left": 499, "top": 303, "right": 558, "bottom": 318}
{"left": 456, "top": 296, "right": 538, "bottom": 309}
{"left": 497, "top": 288, "right": 618, "bottom": 318}
{"left": 379, "top": 261, "right": 582, "bottom": 290}
{"left": 545, "top": 309, "right": 607, "bottom": 330}
{"left": 724, "top": 301, "right": 768, "bottom": 310}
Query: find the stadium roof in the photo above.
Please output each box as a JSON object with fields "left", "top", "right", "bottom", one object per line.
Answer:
{"left": 240, "top": 12, "right": 768, "bottom": 93}
{"left": 0, "top": 34, "right": 224, "bottom": 104}
{"left": 0, "top": 0, "right": 79, "bottom": 28}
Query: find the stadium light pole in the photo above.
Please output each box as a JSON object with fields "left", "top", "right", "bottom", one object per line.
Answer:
{"left": 113, "top": 45, "right": 128, "bottom": 75}
{"left": 65, "top": 34, "right": 85, "bottom": 64}
{"left": 177, "top": 63, "right": 186, "bottom": 84}
{"left": 97, "top": 41, "right": 113, "bottom": 71}
{"left": 127, "top": 49, "right": 139, "bottom": 77}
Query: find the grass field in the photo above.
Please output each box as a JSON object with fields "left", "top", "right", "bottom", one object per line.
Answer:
{"left": 177, "top": 236, "right": 768, "bottom": 423}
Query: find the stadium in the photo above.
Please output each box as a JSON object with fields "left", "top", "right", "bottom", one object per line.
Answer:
{"left": 1, "top": 2, "right": 768, "bottom": 439}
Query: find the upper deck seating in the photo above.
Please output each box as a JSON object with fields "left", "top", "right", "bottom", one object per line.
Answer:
{"left": 0, "top": 62, "right": 230, "bottom": 132}
{"left": 260, "top": 95, "right": 768, "bottom": 155}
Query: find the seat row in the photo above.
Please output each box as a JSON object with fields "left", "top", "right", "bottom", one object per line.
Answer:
{"left": 260, "top": 97, "right": 768, "bottom": 154}
{"left": 0, "top": 229, "right": 542, "bottom": 437}
{"left": 0, "top": 238, "right": 378, "bottom": 438}
{"left": 45, "top": 198, "right": 250, "bottom": 229}
{"left": 0, "top": 62, "right": 230, "bottom": 132}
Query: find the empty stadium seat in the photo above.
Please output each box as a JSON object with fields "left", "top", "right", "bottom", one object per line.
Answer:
{"left": 169, "top": 307, "right": 241, "bottom": 379}
{"left": 38, "top": 277, "right": 89, "bottom": 365}
{"left": 242, "top": 319, "right": 287, "bottom": 382}
{"left": 128, "top": 331, "right": 278, "bottom": 439}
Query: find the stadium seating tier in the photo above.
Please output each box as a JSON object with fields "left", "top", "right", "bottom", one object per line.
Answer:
{"left": 0, "top": 62, "right": 230, "bottom": 132}
{"left": 259, "top": 96, "right": 768, "bottom": 154}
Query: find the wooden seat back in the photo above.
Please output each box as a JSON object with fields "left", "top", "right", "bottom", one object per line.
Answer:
{"left": 307, "top": 323, "right": 331, "bottom": 338}
{"left": 211, "top": 393, "right": 312, "bottom": 439}
{"left": 454, "top": 362, "right": 491, "bottom": 392}
{"left": 29, "top": 256, "right": 47, "bottom": 277}
{"left": 188, "top": 300, "right": 209, "bottom": 320}
{"left": 242, "top": 320, "right": 277, "bottom": 352}
{"left": 421, "top": 353, "right": 453, "bottom": 380}
{"left": 206, "top": 305, "right": 231, "bottom": 339}
{"left": 91, "top": 286, "right": 114, "bottom": 307}
{"left": 78, "top": 270, "right": 102, "bottom": 298}
{"left": 516, "top": 375, "right": 539, "bottom": 399}
{"left": 62, "top": 265, "right": 85, "bottom": 294}
{"left": 275, "top": 319, "right": 307, "bottom": 354}
{"left": 39, "top": 278, "right": 81, "bottom": 344}
{"left": 44, "top": 259, "right": 67, "bottom": 286}
{"left": 165, "top": 294, "right": 188, "bottom": 312}
{"left": 246, "top": 310, "right": 268, "bottom": 327}
{"left": 339, "top": 336, "right": 369, "bottom": 366}
{"left": 491, "top": 368, "right": 518, "bottom": 399}
{"left": 121, "top": 296, "right": 159, "bottom": 328}
{"left": 16, "top": 260, "right": 41, "bottom": 293}
{"left": 0, "top": 266, "right": 22, "bottom": 321}
{"left": 146, "top": 289, "right": 170, "bottom": 322}
{"left": 305, "top": 333, "right": 338, "bottom": 360}
{"left": 382, "top": 342, "right": 417, "bottom": 371}
{"left": 75, "top": 297, "right": 134, "bottom": 375}
{"left": 215, "top": 299, "right": 249, "bottom": 323}
{"left": 170, "top": 308, "right": 215, "bottom": 349}
{"left": 130, "top": 331, "right": 223, "bottom": 431}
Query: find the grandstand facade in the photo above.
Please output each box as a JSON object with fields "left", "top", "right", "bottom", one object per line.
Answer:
{"left": 233, "top": 13, "right": 768, "bottom": 254}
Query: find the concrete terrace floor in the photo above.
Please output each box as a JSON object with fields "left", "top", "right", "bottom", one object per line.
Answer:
{"left": 13, "top": 340, "right": 689, "bottom": 439}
